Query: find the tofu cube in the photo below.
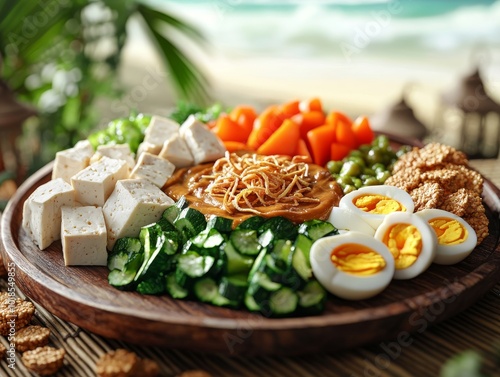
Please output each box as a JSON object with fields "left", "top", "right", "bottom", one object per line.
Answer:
{"left": 22, "top": 178, "right": 75, "bottom": 250}
{"left": 90, "top": 144, "right": 136, "bottom": 172}
{"left": 71, "top": 156, "right": 128, "bottom": 206}
{"left": 130, "top": 152, "right": 175, "bottom": 188}
{"left": 103, "top": 179, "right": 174, "bottom": 250}
{"left": 142, "top": 116, "right": 180, "bottom": 155}
{"left": 158, "top": 133, "right": 194, "bottom": 168}
{"left": 180, "top": 115, "right": 226, "bottom": 165}
{"left": 61, "top": 206, "right": 107, "bottom": 266}
{"left": 137, "top": 141, "right": 159, "bottom": 158}
{"left": 52, "top": 141, "right": 94, "bottom": 183}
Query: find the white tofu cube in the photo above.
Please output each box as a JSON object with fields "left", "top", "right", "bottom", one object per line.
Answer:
{"left": 130, "top": 152, "right": 175, "bottom": 188}
{"left": 61, "top": 206, "right": 107, "bottom": 266}
{"left": 22, "top": 178, "right": 75, "bottom": 250}
{"left": 137, "top": 141, "right": 159, "bottom": 158}
{"left": 90, "top": 144, "right": 136, "bottom": 172}
{"left": 103, "top": 179, "right": 174, "bottom": 250}
{"left": 71, "top": 156, "right": 128, "bottom": 206}
{"left": 142, "top": 116, "right": 180, "bottom": 155}
{"left": 52, "top": 141, "right": 94, "bottom": 183}
{"left": 180, "top": 115, "right": 226, "bottom": 165}
{"left": 158, "top": 133, "right": 194, "bottom": 168}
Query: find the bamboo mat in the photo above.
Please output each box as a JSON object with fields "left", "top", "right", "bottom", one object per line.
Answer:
{"left": 1, "top": 159, "right": 499, "bottom": 377}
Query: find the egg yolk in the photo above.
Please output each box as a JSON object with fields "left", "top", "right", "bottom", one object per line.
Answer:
{"left": 382, "top": 223, "right": 422, "bottom": 269}
{"left": 353, "top": 194, "right": 406, "bottom": 214}
{"left": 331, "top": 243, "right": 387, "bottom": 276}
{"left": 428, "top": 217, "right": 468, "bottom": 245}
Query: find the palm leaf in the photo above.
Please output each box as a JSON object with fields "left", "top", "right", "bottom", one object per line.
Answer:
{"left": 136, "top": 3, "right": 210, "bottom": 104}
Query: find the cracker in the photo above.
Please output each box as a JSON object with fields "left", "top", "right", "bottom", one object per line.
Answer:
{"left": 14, "top": 325, "right": 51, "bottom": 352}
{"left": 96, "top": 349, "right": 140, "bottom": 377}
{"left": 22, "top": 346, "right": 65, "bottom": 376}
{"left": 0, "top": 297, "right": 35, "bottom": 336}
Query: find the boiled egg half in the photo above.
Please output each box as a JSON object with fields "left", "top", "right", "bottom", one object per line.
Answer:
{"left": 416, "top": 209, "right": 477, "bottom": 265}
{"left": 328, "top": 207, "right": 375, "bottom": 236}
{"left": 339, "top": 185, "right": 415, "bottom": 229}
{"left": 310, "top": 232, "right": 395, "bottom": 300}
{"left": 374, "top": 212, "right": 437, "bottom": 280}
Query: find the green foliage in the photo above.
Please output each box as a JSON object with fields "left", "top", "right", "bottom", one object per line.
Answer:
{"left": 0, "top": 0, "right": 209, "bottom": 173}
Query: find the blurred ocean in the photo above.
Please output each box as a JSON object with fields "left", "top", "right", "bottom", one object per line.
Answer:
{"left": 162, "top": 0, "right": 500, "bottom": 59}
{"left": 122, "top": 0, "right": 500, "bottom": 122}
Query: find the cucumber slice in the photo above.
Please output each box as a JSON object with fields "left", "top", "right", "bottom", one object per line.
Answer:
{"left": 108, "top": 269, "right": 136, "bottom": 289}
{"left": 230, "top": 229, "right": 261, "bottom": 256}
{"left": 165, "top": 273, "right": 188, "bottom": 299}
{"left": 218, "top": 275, "right": 248, "bottom": 303}
{"left": 270, "top": 287, "right": 298, "bottom": 316}
{"left": 194, "top": 277, "right": 218, "bottom": 303}
{"left": 298, "top": 280, "right": 327, "bottom": 314}
{"left": 221, "top": 241, "right": 254, "bottom": 276}
{"left": 237, "top": 215, "right": 266, "bottom": 231}
{"left": 175, "top": 207, "right": 207, "bottom": 235}
{"left": 258, "top": 216, "right": 297, "bottom": 240}
{"left": 298, "top": 219, "right": 338, "bottom": 241}
{"left": 292, "top": 234, "right": 313, "bottom": 281}
{"left": 207, "top": 215, "right": 233, "bottom": 233}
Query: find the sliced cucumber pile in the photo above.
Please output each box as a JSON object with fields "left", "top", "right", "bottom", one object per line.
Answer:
{"left": 107, "top": 196, "right": 338, "bottom": 317}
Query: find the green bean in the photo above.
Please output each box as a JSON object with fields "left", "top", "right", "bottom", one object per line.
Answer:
{"left": 340, "top": 161, "right": 362, "bottom": 177}
{"left": 326, "top": 134, "right": 411, "bottom": 194}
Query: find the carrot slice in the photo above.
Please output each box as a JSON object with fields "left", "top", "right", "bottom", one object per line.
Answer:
{"left": 330, "top": 142, "right": 352, "bottom": 161}
{"left": 230, "top": 105, "right": 257, "bottom": 135}
{"left": 299, "top": 97, "right": 323, "bottom": 113}
{"left": 223, "top": 141, "right": 252, "bottom": 153}
{"left": 335, "top": 121, "right": 358, "bottom": 149}
{"left": 292, "top": 111, "right": 327, "bottom": 140}
{"left": 352, "top": 115, "right": 375, "bottom": 145}
{"left": 257, "top": 119, "right": 300, "bottom": 156}
{"left": 281, "top": 100, "right": 301, "bottom": 118}
{"left": 307, "top": 124, "right": 336, "bottom": 166}
{"left": 326, "top": 111, "right": 352, "bottom": 127}
{"left": 247, "top": 105, "right": 286, "bottom": 150}
{"left": 213, "top": 114, "right": 248, "bottom": 143}
{"left": 295, "top": 138, "right": 313, "bottom": 163}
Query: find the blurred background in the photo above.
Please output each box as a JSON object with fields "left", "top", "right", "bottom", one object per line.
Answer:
{"left": 1, "top": 0, "right": 500, "bottom": 199}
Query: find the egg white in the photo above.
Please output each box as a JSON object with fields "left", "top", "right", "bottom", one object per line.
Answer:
{"left": 339, "top": 185, "right": 415, "bottom": 229}
{"left": 310, "top": 232, "right": 395, "bottom": 300}
{"left": 328, "top": 207, "right": 375, "bottom": 236}
{"left": 416, "top": 209, "right": 477, "bottom": 265}
{"left": 374, "top": 212, "right": 437, "bottom": 280}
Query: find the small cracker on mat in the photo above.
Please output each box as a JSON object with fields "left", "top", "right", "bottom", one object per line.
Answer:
{"left": 0, "top": 297, "right": 35, "bottom": 336}
{"left": 22, "top": 346, "right": 65, "bottom": 376}
{"left": 14, "top": 325, "right": 51, "bottom": 352}
{"left": 96, "top": 349, "right": 160, "bottom": 377}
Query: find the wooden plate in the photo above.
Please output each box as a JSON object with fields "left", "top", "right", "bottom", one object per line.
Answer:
{"left": 2, "top": 157, "right": 500, "bottom": 356}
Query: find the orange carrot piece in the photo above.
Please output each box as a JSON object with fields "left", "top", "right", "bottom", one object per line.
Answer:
{"left": 281, "top": 100, "right": 301, "bottom": 118}
{"left": 223, "top": 141, "right": 252, "bottom": 153}
{"left": 257, "top": 119, "right": 300, "bottom": 156}
{"left": 352, "top": 115, "right": 375, "bottom": 145}
{"left": 326, "top": 111, "right": 352, "bottom": 127}
{"left": 292, "top": 111, "right": 327, "bottom": 140}
{"left": 330, "top": 142, "right": 352, "bottom": 162}
{"left": 213, "top": 114, "right": 248, "bottom": 143}
{"left": 247, "top": 106, "right": 285, "bottom": 150}
{"left": 299, "top": 97, "right": 323, "bottom": 113}
{"left": 307, "top": 124, "right": 336, "bottom": 166}
{"left": 230, "top": 105, "right": 257, "bottom": 134}
{"left": 335, "top": 121, "right": 358, "bottom": 149}
{"left": 295, "top": 138, "right": 313, "bottom": 163}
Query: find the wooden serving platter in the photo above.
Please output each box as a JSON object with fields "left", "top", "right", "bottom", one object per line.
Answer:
{"left": 2, "top": 160, "right": 500, "bottom": 356}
